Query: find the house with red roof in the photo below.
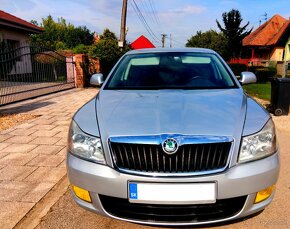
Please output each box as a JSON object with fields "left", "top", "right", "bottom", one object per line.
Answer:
{"left": 0, "top": 10, "right": 43, "bottom": 46}
{"left": 0, "top": 10, "right": 43, "bottom": 75}
{"left": 241, "top": 14, "right": 290, "bottom": 66}
{"left": 130, "top": 35, "right": 155, "bottom": 50}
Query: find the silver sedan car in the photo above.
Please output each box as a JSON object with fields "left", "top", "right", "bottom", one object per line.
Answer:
{"left": 67, "top": 48, "right": 279, "bottom": 226}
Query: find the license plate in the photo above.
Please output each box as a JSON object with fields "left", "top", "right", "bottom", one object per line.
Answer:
{"left": 128, "top": 182, "right": 216, "bottom": 204}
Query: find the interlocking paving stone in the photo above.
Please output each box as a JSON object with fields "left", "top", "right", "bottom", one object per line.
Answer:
{"left": 0, "top": 127, "right": 16, "bottom": 134}
{"left": 0, "top": 134, "right": 13, "bottom": 142}
{"left": 0, "top": 165, "right": 37, "bottom": 181}
{"left": 30, "top": 124, "right": 56, "bottom": 130}
{"left": 58, "top": 160, "right": 66, "bottom": 168}
{"left": 54, "top": 131, "right": 68, "bottom": 138}
{"left": 0, "top": 152, "right": 9, "bottom": 159}
{"left": 0, "top": 201, "right": 34, "bottom": 229}
{"left": 0, "top": 88, "right": 98, "bottom": 228}
{"left": 31, "top": 130, "right": 60, "bottom": 137}
{"left": 0, "top": 153, "right": 38, "bottom": 166}
{"left": 0, "top": 181, "right": 32, "bottom": 201}
{"left": 52, "top": 120, "right": 71, "bottom": 126}
{"left": 8, "top": 128, "right": 37, "bottom": 136}
{"left": 21, "top": 182, "right": 55, "bottom": 203}
{"left": 30, "top": 145, "right": 64, "bottom": 155}
{"left": 57, "top": 147, "right": 67, "bottom": 156}
{"left": 0, "top": 142, "right": 10, "bottom": 150}
{"left": 51, "top": 126, "right": 69, "bottom": 132}
{"left": 15, "top": 123, "right": 36, "bottom": 129}
{"left": 4, "top": 135, "right": 37, "bottom": 144}
{"left": 27, "top": 155, "right": 65, "bottom": 167}
{"left": 32, "top": 119, "right": 55, "bottom": 125}
{"left": 55, "top": 138, "right": 67, "bottom": 146}
{"left": 25, "top": 167, "right": 66, "bottom": 183}
{"left": 30, "top": 137, "right": 61, "bottom": 145}
{"left": 1, "top": 144, "right": 38, "bottom": 154}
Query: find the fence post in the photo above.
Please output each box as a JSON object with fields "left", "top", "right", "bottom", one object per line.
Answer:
{"left": 65, "top": 55, "right": 75, "bottom": 84}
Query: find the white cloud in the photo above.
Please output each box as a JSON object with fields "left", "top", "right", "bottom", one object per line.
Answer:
{"left": 171, "top": 5, "right": 207, "bottom": 14}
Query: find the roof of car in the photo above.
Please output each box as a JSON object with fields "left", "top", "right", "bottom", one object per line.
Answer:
{"left": 126, "top": 48, "right": 216, "bottom": 55}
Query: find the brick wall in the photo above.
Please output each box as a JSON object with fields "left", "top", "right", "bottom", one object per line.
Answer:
{"left": 71, "top": 54, "right": 100, "bottom": 88}
{"left": 74, "top": 54, "right": 85, "bottom": 88}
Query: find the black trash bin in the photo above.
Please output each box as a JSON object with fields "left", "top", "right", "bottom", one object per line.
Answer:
{"left": 271, "top": 78, "right": 290, "bottom": 116}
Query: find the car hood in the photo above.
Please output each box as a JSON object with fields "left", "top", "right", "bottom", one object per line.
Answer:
{"left": 96, "top": 89, "right": 247, "bottom": 138}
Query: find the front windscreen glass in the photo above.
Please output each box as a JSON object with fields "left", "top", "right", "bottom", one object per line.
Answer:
{"left": 105, "top": 52, "right": 237, "bottom": 89}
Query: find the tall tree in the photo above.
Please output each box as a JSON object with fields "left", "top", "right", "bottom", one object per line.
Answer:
{"left": 186, "top": 30, "right": 230, "bottom": 60}
{"left": 30, "top": 15, "right": 94, "bottom": 50}
{"left": 89, "top": 29, "right": 130, "bottom": 78}
{"left": 216, "top": 9, "right": 252, "bottom": 58}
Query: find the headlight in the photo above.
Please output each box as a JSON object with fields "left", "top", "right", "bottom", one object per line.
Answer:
{"left": 68, "top": 120, "right": 106, "bottom": 164}
{"left": 238, "top": 119, "right": 277, "bottom": 163}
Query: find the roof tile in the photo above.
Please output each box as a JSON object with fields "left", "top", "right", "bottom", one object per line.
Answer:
{"left": 243, "top": 14, "right": 289, "bottom": 46}
{"left": 0, "top": 10, "right": 43, "bottom": 32}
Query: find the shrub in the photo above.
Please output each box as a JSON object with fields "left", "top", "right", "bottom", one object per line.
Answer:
{"left": 249, "top": 67, "right": 276, "bottom": 83}
{"left": 228, "top": 63, "right": 247, "bottom": 76}
{"left": 73, "top": 44, "right": 91, "bottom": 54}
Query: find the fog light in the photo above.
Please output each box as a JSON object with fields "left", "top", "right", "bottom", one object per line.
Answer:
{"left": 255, "top": 185, "right": 275, "bottom": 204}
{"left": 72, "top": 185, "right": 91, "bottom": 203}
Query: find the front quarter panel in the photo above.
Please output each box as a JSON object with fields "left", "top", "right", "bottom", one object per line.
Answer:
{"left": 243, "top": 97, "right": 270, "bottom": 136}
{"left": 73, "top": 97, "right": 100, "bottom": 136}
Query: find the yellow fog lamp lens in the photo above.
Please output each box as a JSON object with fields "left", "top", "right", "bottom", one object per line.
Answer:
{"left": 72, "top": 185, "right": 92, "bottom": 203}
{"left": 255, "top": 185, "right": 275, "bottom": 204}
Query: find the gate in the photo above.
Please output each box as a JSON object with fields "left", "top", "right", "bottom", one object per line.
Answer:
{"left": 0, "top": 43, "right": 75, "bottom": 106}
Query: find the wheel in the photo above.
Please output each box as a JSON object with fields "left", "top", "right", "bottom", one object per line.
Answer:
{"left": 274, "top": 108, "right": 283, "bottom": 116}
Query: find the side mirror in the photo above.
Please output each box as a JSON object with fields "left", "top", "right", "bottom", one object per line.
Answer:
{"left": 239, "top": 72, "right": 257, "bottom": 85}
{"left": 90, "top": 73, "right": 104, "bottom": 87}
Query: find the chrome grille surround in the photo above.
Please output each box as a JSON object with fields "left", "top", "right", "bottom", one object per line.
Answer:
{"left": 109, "top": 134, "right": 233, "bottom": 177}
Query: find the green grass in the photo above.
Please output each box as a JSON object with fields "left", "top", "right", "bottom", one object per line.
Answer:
{"left": 243, "top": 82, "right": 271, "bottom": 101}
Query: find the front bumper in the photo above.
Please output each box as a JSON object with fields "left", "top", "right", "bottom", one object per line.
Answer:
{"left": 67, "top": 152, "right": 279, "bottom": 226}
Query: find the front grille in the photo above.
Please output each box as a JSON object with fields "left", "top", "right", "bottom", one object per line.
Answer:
{"left": 110, "top": 142, "right": 231, "bottom": 173}
{"left": 100, "top": 195, "right": 246, "bottom": 223}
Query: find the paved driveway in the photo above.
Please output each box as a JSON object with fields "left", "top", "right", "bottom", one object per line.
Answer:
{"left": 0, "top": 88, "right": 98, "bottom": 229}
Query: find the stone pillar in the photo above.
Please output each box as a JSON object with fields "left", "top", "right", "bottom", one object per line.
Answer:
{"left": 66, "top": 56, "right": 75, "bottom": 83}
{"left": 74, "top": 54, "right": 85, "bottom": 88}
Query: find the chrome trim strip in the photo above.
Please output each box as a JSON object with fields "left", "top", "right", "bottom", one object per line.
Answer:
{"left": 118, "top": 167, "right": 228, "bottom": 177}
{"left": 108, "top": 135, "right": 234, "bottom": 177}
{"left": 110, "top": 135, "right": 233, "bottom": 145}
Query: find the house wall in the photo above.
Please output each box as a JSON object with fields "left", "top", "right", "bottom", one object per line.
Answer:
{"left": 284, "top": 37, "right": 290, "bottom": 61}
{"left": 0, "top": 28, "right": 32, "bottom": 74}
{"left": 270, "top": 47, "right": 284, "bottom": 61}
{"left": 0, "top": 28, "right": 30, "bottom": 44}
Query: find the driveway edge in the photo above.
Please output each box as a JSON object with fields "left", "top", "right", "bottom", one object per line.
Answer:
{"left": 14, "top": 175, "right": 69, "bottom": 229}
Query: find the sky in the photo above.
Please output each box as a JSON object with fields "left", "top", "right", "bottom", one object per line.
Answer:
{"left": 1, "top": 0, "right": 290, "bottom": 48}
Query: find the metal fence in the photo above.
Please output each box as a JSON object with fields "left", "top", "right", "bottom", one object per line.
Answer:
{"left": 0, "top": 42, "right": 75, "bottom": 105}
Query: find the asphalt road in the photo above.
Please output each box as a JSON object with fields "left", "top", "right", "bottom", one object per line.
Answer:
{"left": 36, "top": 130, "right": 290, "bottom": 229}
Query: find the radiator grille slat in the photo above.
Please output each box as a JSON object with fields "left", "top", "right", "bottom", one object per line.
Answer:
{"left": 110, "top": 142, "right": 231, "bottom": 174}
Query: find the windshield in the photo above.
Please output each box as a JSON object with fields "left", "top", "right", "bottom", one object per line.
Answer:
{"left": 105, "top": 52, "right": 237, "bottom": 90}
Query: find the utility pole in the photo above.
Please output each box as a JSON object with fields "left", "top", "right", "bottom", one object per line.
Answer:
{"left": 161, "top": 34, "right": 167, "bottom": 48}
{"left": 170, "top": 34, "right": 172, "bottom": 48}
{"left": 119, "top": 0, "right": 128, "bottom": 48}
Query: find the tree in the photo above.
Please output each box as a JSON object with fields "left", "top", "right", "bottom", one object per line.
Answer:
{"left": 216, "top": 9, "right": 252, "bottom": 58}
{"left": 30, "top": 15, "right": 94, "bottom": 50}
{"left": 186, "top": 30, "right": 230, "bottom": 60}
{"left": 89, "top": 29, "right": 130, "bottom": 78}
